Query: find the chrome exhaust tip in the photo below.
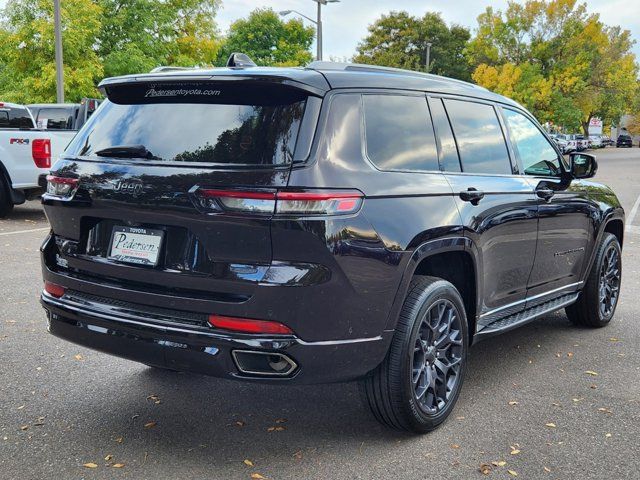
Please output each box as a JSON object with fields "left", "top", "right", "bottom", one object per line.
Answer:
{"left": 232, "top": 350, "right": 298, "bottom": 377}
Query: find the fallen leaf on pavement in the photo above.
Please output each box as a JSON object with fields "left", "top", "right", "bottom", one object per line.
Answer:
{"left": 510, "top": 449, "right": 521, "bottom": 455}
{"left": 479, "top": 463, "right": 492, "bottom": 475}
{"left": 250, "top": 474, "right": 265, "bottom": 479}
{"left": 83, "top": 463, "right": 98, "bottom": 469}
{"left": 74, "top": 354, "right": 83, "bottom": 361}
{"left": 267, "top": 426, "right": 285, "bottom": 432}
{"left": 508, "top": 470, "right": 518, "bottom": 477}
{"left": 293, "top": 451, "right": 303, "bottom": 460}
{"left": 492, "top": 461, "right": 507, "bottom": 467}
{"left": 112, "top": 463, "right": 125, "bottom": 468}
{"left": 605, "top": 433, "right": 612, "bottom": 438}
{"left": 104, "top": 454, "right": 113, "bottom": 461}
{"left": 244, "top": 459, "right": 254, "bottom": 467}
{"left": 598, "top": 408, "right": 612, "bottom": 414}
{"left": 275, "top": 418, "right": 287, "bottom": 424}
{"left": 144, "top": 421, "right": 156, "bottom": 429}
{"left": 451, "top": 444, "right": 460, "bottom": 449}
{"left": 19, "top": 425, "right": 28, "bottom": 431}
{"left": 585, "top": 371, "right": 598, "bottom": 376}
{"left": 235, "top": 421, "right": 245, "bottom": 427}
{"left": 508, "top": 401, "right": 519, "bottom": 406}
{"left": 567, "top": 352, "right": 574, "bottom": 357}
{"left": 115, "top": 437, "right": 123, "bottom": 444}
{"left": 545, "top": 423, "right": 557, "bottom": 428}
{"left": 544, "top": 466, "right": 551, "bottom": 473}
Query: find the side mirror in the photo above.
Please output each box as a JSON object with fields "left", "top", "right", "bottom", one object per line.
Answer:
{"left": 569, "top": 152, "right": 597, "bottom": 179}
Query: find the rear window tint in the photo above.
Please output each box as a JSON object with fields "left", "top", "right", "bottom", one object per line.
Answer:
{"left": 0, "top": 107, "right": 33, "bottom": 128}
{"left": 34, "top": 107, "right": 74, "bottom": 129}
{"left": 363, "top": 94, "right": 439, "bottom": 172}
{"left": 66, "top": 84, "right": 307, "bottom": 166}
{"left": 444, "top": 99, "right": 511, "bottom": 175}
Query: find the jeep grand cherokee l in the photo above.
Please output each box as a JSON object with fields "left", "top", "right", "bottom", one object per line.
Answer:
{"left": 40, "top": 58, "right": 624, "bottom": 433}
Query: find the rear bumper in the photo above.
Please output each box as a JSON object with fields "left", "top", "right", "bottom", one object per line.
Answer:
{"left": 40, "top": 290, "right": 391, "bottom": 385}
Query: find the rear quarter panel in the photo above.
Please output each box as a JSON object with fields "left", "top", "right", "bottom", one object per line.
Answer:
{"left": 282, "top": 91, "right": 462, "bottom": 340}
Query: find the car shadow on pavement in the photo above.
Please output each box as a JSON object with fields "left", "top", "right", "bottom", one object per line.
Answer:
{"left": 65, "top": 310, "right": 590, "bottom": 473}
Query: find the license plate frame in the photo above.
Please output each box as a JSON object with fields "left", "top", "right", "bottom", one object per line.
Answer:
{"left": 108, "top": 226, "right": 165, "bottom": 267}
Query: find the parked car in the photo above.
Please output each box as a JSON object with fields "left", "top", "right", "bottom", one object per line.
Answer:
{"left": 588, "top": 135, "right": 603, "bottom": 148}
{"left": 27, "top": 98, "right": 100, "bottom": 131}
{"left": 555, "top": 134, "right": 577, "bottom": 153}
{"left": 617, "top": 134, "right": 633, "bottom": 147}
{"left": 600, "top": 135, "right": 614, "bottom": 147}
{"left": 575, "top": 134, "right": 588, "bottom": 150}
{"left": 0, "top": 101, "right": 80, "bottom": 217}
{"left": 40, "top": 57, "right": 625, "bottom": 433}
{"left": 550, "top": 134, "right": 569, "bottom": 153}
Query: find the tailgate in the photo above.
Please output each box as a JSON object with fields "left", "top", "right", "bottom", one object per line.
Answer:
{"left": 43, "top": 79, "right": 319, "bottom": 294}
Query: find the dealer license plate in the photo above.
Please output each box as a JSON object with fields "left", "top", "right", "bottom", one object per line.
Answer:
{"left": 108, "top": 226, "right": 164, "bottom": 266}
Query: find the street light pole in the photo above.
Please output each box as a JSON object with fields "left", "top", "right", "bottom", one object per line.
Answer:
{"left": 425, "top": 43, "right": 432, "bottom": 73}
{"left": 280, "top": 1, "right": 339, "bottom": 62}
{"left": 53, "top": 0, "right": 64, "bottom": 102}
{"left": 316, "top": 1, "right": 322, "bottom": 61}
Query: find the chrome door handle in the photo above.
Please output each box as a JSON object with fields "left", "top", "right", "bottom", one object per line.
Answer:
{"left": 459, "top": 188, "right": 485, "bottom": 205}
{"left": 536, "top": 188, "right": 554, "bottom": 201}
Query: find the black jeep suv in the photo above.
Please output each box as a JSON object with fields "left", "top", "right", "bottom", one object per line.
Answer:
{"left": 40, "top": 59, "right": 624, "bottom": 433}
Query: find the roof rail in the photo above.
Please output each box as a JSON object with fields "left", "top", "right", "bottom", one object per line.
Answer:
{"left": 306, "top": 61, "right": 487, "bottom": 91}
{"left": 149, "top": 66, "right": 197, "bottom": 73}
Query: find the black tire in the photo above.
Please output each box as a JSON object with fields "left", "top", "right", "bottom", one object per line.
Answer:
{"left": 0, "top": 176, "right": 14, "bottom": 218}
{"left": 361, "top": 276, "right": 468, "bottom": 433}
{"left": 566, "top": 233, "right": 621, "bottom": 327}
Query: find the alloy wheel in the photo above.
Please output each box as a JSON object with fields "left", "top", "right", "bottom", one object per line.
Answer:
{"left": 599, "top": 244, "right": 621, "bottom": 318}
{"left": 412, "top": 299, "right": 464, "bottom": 415}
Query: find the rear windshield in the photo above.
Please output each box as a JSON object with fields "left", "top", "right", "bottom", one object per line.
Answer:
{"left": 0, "top": 106, "right": 34, "bottom": 128}
{"left": 65, "top": 83, "right": 308, "bottom": 166}
{"left": 34, "top": 107, "right": 75, "bottom": 129}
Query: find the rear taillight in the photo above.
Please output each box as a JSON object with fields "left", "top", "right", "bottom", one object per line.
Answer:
{"left": 191, "top": 188, "right": 364, "bottom": 216}
{"left": 208, "top": 314, "right": 293, "bottom": 335}
{"left": 44, "top": 281, "right": 66, "bottom": 298}
{"left": 32, "top": 139, "right": 51, "bottom": 168}
{"left": 46, "top": 175, "right": 79, "bottom": 198}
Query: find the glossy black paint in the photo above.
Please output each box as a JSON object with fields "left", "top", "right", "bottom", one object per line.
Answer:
{"left": 41, "top": 64, "right": 624, "bottom": 384}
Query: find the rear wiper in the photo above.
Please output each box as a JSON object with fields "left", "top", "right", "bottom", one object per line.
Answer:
{"left": 94, "top": 145, "right": 158, "bottom": 159}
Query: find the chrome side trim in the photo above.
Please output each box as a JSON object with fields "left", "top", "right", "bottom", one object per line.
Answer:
{"left": 297, "top": 336, "right": 383, "bottom": 346}
{"left": 480, "top": 281, "right": 583, "bottom": 318}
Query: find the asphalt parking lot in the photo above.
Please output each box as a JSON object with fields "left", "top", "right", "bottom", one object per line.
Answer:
{"left": 1, "top": 147, "right": 639, "bottom": 480}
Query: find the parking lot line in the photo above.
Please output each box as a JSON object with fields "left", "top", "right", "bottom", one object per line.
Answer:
{"left": 0, "top": 226, "right": 50, "bottom": 237}
{"left": 626, "top": 193, "right": 640, "bottom": 232}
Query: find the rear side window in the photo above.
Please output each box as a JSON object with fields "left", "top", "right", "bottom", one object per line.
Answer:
{"left": 363, "top": 95, "right": 439, "bottom": 172}
{"left": 65, "top": 83, "right": 307, "bottom": 166}
{"left": 0, "top": 107, "right": 33, "bottom": 128}
{"left": 34, "top": 107, "right": 74, "bottom": 129}
{"left": 443, "top": 99, "right": 512, "bottom": 175}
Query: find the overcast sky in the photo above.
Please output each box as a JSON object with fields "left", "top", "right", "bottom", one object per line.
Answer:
{"left": 1, "top": 0, "right": 638, "bottom": 61}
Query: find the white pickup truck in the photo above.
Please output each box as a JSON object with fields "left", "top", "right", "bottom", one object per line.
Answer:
{"left": 0, "top": 102, "right": 78, "bottom": 217}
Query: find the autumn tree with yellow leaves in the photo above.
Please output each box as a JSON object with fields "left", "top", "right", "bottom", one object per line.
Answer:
{"left": 467, "top": 0, "right": 638, "bottom": 134}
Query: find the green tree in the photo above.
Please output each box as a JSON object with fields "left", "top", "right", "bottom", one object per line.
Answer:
{"left": 0, "top": 0, "right": 103, "bottom": 103}
{"left": 353, "top": 11, "right": 472, "bottom": 81}
{"left": 217, "top": 8, "right": 315, "bottom": 67}
{"left": 468, "top": 0, "right": 638, "bottom": 134}
{"left": 97, "top": 0, "right": 222, "bottom": 77}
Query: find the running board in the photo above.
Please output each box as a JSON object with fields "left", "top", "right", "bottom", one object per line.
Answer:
{"left": 474, "top": 292, "right": 579, "bottom": 341}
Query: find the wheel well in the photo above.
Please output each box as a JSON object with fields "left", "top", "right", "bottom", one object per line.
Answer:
{"left": 604, "top": 219, "right": 623, "bottom": 247}
{"left": 413, "top": 251, "right": 477, "bottom": 343}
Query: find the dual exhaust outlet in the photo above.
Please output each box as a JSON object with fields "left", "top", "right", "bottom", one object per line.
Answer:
{"left": 232, "top": 350, "right": 298, "bottom": 377}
